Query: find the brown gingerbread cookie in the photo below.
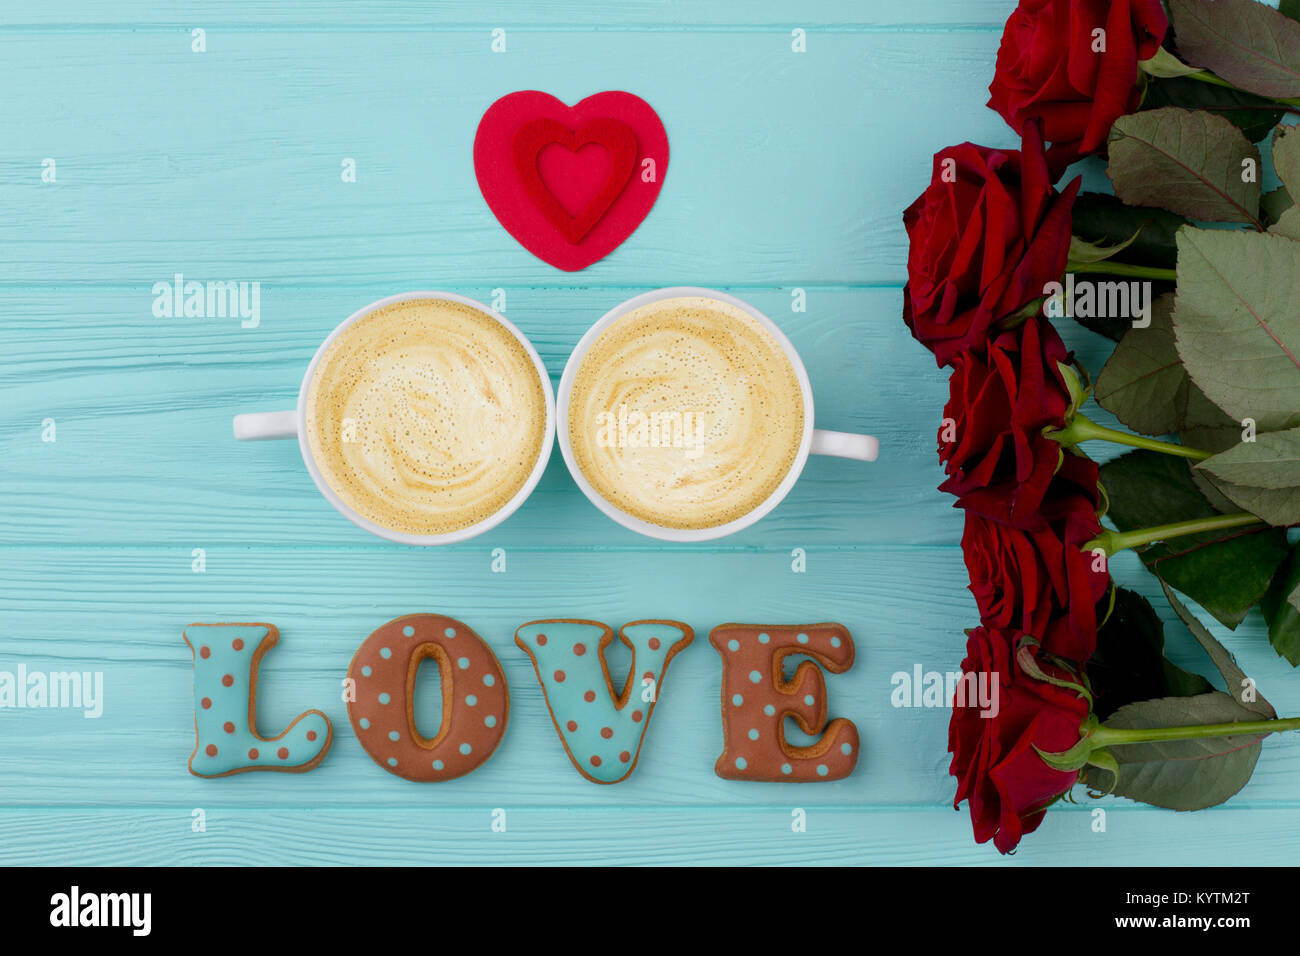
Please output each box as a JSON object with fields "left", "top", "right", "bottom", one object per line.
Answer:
{"left": 347, "top": 613, "right": 509, "bottom": 781}
{"left": 709, "top": 623, "right": 859, "bottom": 781}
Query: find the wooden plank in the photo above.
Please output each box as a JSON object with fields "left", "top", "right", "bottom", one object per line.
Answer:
{"left": 5, "top": 2, "right": 1018, "bottom": 29}
{"left": 0, "top": 28, "right": 1012, "bottom": 286}
{"left": 1, "top": 804, "right": 1297, "bottom": 866}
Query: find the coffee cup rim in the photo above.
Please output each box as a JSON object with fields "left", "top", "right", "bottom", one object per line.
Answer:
{"left": 295, "top": 290, "right": 556, "bottom": 546}
{"left": 556, "top": 286, "right": 815, "bottom": 542}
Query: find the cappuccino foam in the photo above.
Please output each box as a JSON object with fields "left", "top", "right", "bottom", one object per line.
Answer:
{"left": 306, "top": 298, "right": 548, "bottom": 536}
{"left": 567, "top": 296, "right": 805, "bottom": 529}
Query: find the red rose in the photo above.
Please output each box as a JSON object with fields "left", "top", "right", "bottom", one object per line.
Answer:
{"left": 988, "top": 0, "right": 1168, "bottom": 161}
{"left": 903, "top": 120, "right": 1078, "bottom": 365}
{"left": 938, "top": 314, "right": 1074, "bottom": 528}
{"left": 949, "top": 626, "right": 1089, "bottom": 853}
{"left": 961, "top": 453, "right": 1109, "bottom": 662}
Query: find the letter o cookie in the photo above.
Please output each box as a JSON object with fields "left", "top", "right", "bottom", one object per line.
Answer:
{"left": 347, "top": 614, "right": 509, "bottom": 781}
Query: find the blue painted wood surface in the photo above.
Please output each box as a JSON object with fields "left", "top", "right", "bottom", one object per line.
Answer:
{"left": 3, "top": 1, "right": 1298, "bottom": 865}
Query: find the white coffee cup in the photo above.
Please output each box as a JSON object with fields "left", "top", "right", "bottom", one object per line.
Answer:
{"left": 232, "top": 291, "right": 555, "bottom": 545}
{"left": 556, "top": 286, "right": 879, "bottom": 542}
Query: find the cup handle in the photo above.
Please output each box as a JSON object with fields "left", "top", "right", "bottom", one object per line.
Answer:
{"left": 233, "top": 410, "right": 298, "bottom": 441}
{"left": 810, "top": 428, "right": 879, "bottom": 462}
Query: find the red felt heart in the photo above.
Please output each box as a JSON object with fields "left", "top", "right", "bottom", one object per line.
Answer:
{"left": 474, "top": 91, "right": 669, "bottom": 272}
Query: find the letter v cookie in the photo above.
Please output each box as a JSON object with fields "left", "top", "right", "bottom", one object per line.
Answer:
{"left": 515, "top": 619, "right": 692, "bottom": 783}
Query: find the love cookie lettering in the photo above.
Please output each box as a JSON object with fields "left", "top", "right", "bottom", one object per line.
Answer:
{"left": 346, "top": 613, "right": 509, "bottom": 782}
{"left": 710, "top": 623, "right": 860, "bottom": 782}
{"left": 183, "top": 623, "right": 333, "bottom": 777}
{"left": 183, "top": 615, "right": 861, "bottom": 784}
{"left": 515, "top": 619, "right": 692, "bottom": 783}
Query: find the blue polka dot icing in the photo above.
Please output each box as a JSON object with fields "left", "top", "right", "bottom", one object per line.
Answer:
{"left": 514, "top": 619, "right": 693, "bottom": 784}
{"left": 735, "top": 757, "right": 747, "bottom": 770}
{"left": 709, "top": 623, "right": 859, "bottom": 782}
{"left": 348, "top": 614, "right": 509, "bottom": 783}
{"left": 184, "top": 623, "right": 332, "bottom": 777}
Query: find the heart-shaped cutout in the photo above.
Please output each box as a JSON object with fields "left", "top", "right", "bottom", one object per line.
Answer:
{"left": 474, "top": 91, "right": 669, "bottom": 271}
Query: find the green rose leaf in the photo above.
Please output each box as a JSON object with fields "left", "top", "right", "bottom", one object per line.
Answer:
{"left": 1204, "top": 477, "right": 1300, "bottom": 527}
{"left": 1196, "top": 427, "right": 1300, "bottom": 523}
{"left": 1268, "top": 206, "right": 1300, "bottom": 240}
{"left": 1160, "top": 578, "right": 1275, "bottom": 717}
{"left": 1171, "top": 0, "right": 1300, "bottom": 99}
{"left": 1141, "top": 76, "right": 1285, "bottom": 143}
{"left": 1066, "top": 193, "right": 1185, "bottom": 340}
{"left": 1271, "top": 124, "right": 1300, "bottom": 198}
{"left": 1262, "top": 186, "right": 1295, "bottom": 225}
{"left": 1173, "top": 228, "right": 1300, "bottom": 433}
{"left": 1261, "top": 545, "right": 1300, "bottom": 665}
{"left": 1198, "top": 426, "right": 1300, "bottom": 489}
{"left": 1139, "top": 46, "right": 1205, "bottom": 79}
{"left": 1108, "top": 109, "right": 1262, "bottom": 226}
{"left": 1181, "top": 382, "right": 1250, "bottom": 512}
{"left": 1285, "top": 0, "right": 1300, "bottom": 23}
{"left": 1068, "top": 229, "right": 1140, "bottom": 264}
{"left": 1194, "top": 422, "right": 1300, "bottom": 526}
{"left": 1080, "top": 692, "right": 1266, "bottom": 810}
{"left": 1069, "top": 192, "right": 1190, "bottom": 271}
{"left": 1087, "top": 587, "right": 1214, "bottom": 720}
{"left": 1094, "top": 294, "right": 1188, "bottom": 436}
{"left": 1100, "top": 450, "right": 1289, "bottom": 628}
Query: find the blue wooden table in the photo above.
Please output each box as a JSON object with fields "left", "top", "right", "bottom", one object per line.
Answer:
{"left": 3, "top": 0, "right": 1299, "bottom": 865}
